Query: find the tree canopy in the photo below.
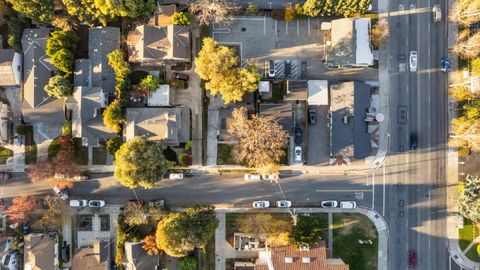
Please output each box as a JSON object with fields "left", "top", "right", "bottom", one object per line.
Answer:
{"left": 450, "top": 0, "right": 480, "bottom": 26}
{"left": 114, "top": 137, "right": 170, "bottom": 189}
{"left": 454, "top": 30, "right": 480, "bottom": 59}
{"left": 62, "top": 0, "right": 111, "bottom": 26}
{"left": 6, "top": 0, "right": 53, "bottom": 24}
{"left": 6, "top": 196, "right": 39, "bottom": 224}
{"left": 103, "top": 99, "right": 125, "bottom": 134}
{"left": 302, "top": 0, "right": 371, "bottom": 17}
{"left": 156, "top": 206, "right": 218, "bottom": 257}
{"left": 44, "top": 75, "right": 72, "bottom": 99}
{"left": 291, "top": 215, "right": 325, "bottom": 247}
{"left": 188, "top": 0, "right": 236, "bottom": 26}
{"left": 46, "top": 31, "right": 79, "bottom": 76}
{"left": 228, "top": 107, "right": 288, "bottom": 169}
{"left": 173, "top": 12, "right": 191, "bottom": 25}
{"left": 195, "top": 38, "right": 260, "bottom": 104}
{"left": 460, "top": 175, "right": 480, "bottom": 222}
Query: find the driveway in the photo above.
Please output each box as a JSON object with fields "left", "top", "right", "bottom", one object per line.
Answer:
{"left": 306, "top": 105, "right": 330, "bottom": 165}
{"left": 33, "top": 122, "right": 62, "bottom": 161}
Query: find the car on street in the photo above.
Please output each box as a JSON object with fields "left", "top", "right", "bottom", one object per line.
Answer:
{"left": 88, "top": 200, "right": 105, "bottom": 208}
{"left": 169, "top": 173, "right": 184, "bottom": 180}
{"left": 70, "top": 199, "right": 88, "bottom": 207}
{"left": 244, "top": 174, "right": 261, "bottom": 181}
{"left": 409, "top": 51, "right": 417, "bottom": 72}
{"left": 432, "top": 5, "right": 441, "bottom": 22}
{"left": 441, "top": 56, "right": 451, "bottom": 72}
{"left": 148, "top": 199, "right": 165, "bottom": 207}
{"left": 294, "top": 146, "right": 302, "bottom": 162}
{"left": 73, "top": 175, "right": 89, "bottom": 181}
{"left": 308, "top": 108, "right": 317, "bottom": 125}
{"left": 410, "top": 133, "right": 418, "bottom": 150}
{"left": 252, "top": 201, "right": 270, "bottom": 208}
{"left": 53, "top": 186, "right": 69, "bottom": 200}
{"left": 321, "top": 200, "right": 338, "bottom": 208}
{"left": 295, "top": 127, "right": 303, "bottom": 145}
{"left": 408, "top": 249, "right": 418, "bottom": 268}
{"left": 268, "top": 60, "right": 276, "bottom": 78}
{"left": 172, "top": 72, "right": 189, "bottom": 81}
{"left": 340, "top": 201, "right": 357, "bottom": 209}
{"left": 261, "top": 174, "right": 279, "bottom": 181}
{"left": 276, "top": 200, "right": 292, "bottom": 208}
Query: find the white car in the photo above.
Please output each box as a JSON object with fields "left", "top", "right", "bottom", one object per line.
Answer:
{"left": 294, "top": 146, "right": 302, "bottom": 162}
{"left": 88, "top": 200, "right": 105, "bottom": 208}
{"left": 432, "top": 5, "right": 441, "bottom": 22}
{"left": 73, "top": 175, "right": 89, "bottom": 181}
{"left": 409, "top": 51, "right": 417, "bottom": 72}
{"left": 252, "top": 201, "right": 270, "bottom": 208}
{"left": 321, "top": 200, "right": 338, "bottom": 208}
{"left": 70, "top": 199, "right": 88, "bottom": 207}
{"left": 169, "top": 173, "right": 184, "bottom": 180}
{"left": 53, "top": 186, "right": 69, "bottom": 200}
{"left": 261, "top": 174, "right": 279, "bottom": 181}
{"left": 267, "top": 60, "right": 276, "bottom": 78}
{"left": 340, "top": 201, "right": 357, "bottom": 209}
{"left": 276, "top": 200, "right": 292, "bottom": 208}
{"left": 244, "top": 174, "right": 261, "bottom": 181}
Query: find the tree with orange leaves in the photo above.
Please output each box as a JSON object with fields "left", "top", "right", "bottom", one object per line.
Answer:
{"left": 6, "top": 196, "right": 39, "bottom": 223}
{"left": 142, "top": 235, "right": 161, "bottom": 255}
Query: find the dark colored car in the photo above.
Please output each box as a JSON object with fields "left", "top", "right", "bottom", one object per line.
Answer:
{"left": 408, "top": 249, "right": 417, "bottom": 268}
{"left": 172, "top": 72, "right": 189, "bottom": 81}
{"left": 441, "top": 56, "right": 451, "bottom": 72}
{"left": 410, "top": 134, "right": 418, "bottom": 150}
{"left": 308, "top": 108, "right": 317, "bottom": 125}
{"left": 295, "top": 127, "right": 303, "bottom": 145}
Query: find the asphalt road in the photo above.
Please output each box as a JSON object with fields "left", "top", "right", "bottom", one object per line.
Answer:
{"left": 385, "top": 0, "right": 450, "bottom": 268}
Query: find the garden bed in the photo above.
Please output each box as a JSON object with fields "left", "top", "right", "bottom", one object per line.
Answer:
{"left": 217, "top": 144, "right": 235, "bottom": 165}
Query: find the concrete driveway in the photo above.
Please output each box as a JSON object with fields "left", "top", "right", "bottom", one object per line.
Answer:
{"left": 306, "top": 105, "right": 330, "bottom": 165}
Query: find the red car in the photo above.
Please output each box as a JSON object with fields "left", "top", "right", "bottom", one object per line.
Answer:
{"left": 172, "top": 72, "right": 189, "bottom": 81}
{"left": 408, "top": 249, "right": 417, "bottom": 269}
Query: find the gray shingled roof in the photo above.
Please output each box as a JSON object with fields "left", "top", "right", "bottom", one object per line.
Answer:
{"left": 88, "top": 27, "right": 120, "bottom": 91}
{"left": 125, "top": 242, "right": 158, "bottom": 270}
{"left": 330, "top": 81, "right": 371, "bottom": 159}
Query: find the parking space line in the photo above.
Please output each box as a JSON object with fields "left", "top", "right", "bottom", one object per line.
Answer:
{"left": 308, "top": 17, "right": 311, "bottom": 36}
{"left": 286, "top": 21, "right": 288, "bottom": 35}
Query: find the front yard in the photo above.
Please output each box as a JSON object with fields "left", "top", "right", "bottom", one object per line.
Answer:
{"left": 459, "top": 217, "right": 480, "bottom": 262}
{"left": 217, "top": 143, "right": 235, "bottom": 165}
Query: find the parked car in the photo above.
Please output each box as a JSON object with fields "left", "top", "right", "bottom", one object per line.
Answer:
{"left": 53, "top": 186, "right": 69, "bottom": 200}
{"left": 261, "top": 174, "right": 279, "bottom": 181}
{"left": 1, "top": 251, "right": 19, "bottom": 270}
{"left": 409, "top": 51, "right": 417, "bottom": 72}
{"left": 441, "top": 56, "right": 450, "bottom": 72}
{"left": 321, "top": 200, "right": 338, "bottom": 208}
{"left": 252, "top": 201, "right": 270, "bottom": 208}
{"left": 308, "top": 108, "right": 317, "bottom": 125}
{"left": 70, "top": 199, "right": 88, "bottom": 207}
{"left": 410, "top": 133, "right": 418, "bottom": 150}
{"left": 276, "top": 200, "right": 292, "bottom": 208}
{"left": 73, "top": 175, "right": 89, "bottom": 181}
{"left": 340, "top": 201, "right": 357, "bottom": 209}
{"left": 244, "top": 174, "right": 261, "bottom": 181}
{"left": 294, "top": 146, "right": 302, "bottom": 162}
{"left": 169, "top": 173, "right": 184, "bottom": 180}
{"left": 432, "top": 5, "right": 441, "bottom": 22}
{"left": 172, "top": 72, "right": 189, "bottom": 81}
{"left": 88, "top": 200, "right": 105, "bottom": 208}
{"left": 268, "top": 60, "right": 276, "bottom": 78}
{"left": 295, "top": 127, "right": 303, "bottom": 145}
{"left": 408, "top": 249, "right": 418, "bottom": 269}
{"left": 148, "top": 200, "right": 165, "bottom": 207}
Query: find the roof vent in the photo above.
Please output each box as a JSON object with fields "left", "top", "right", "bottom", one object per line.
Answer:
{"left": 285, "top": 257, "right": 293, "bottom": 263}
{"left": 299, "top": 246, "right": 310, "bottom": 251}
{"left": 343, "top": 115, "right": 349, "bottom": 124}
{"left": 302, "top": 257, "right": 311, "bottom": 263}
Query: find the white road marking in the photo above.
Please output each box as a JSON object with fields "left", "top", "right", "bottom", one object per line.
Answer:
{"left": 264, "top": 16, "right": 266, "bottom": 35}
{"left": 286, "top": 20, "right": 288, "bottom": 35}
{"left": 308, "top": 17, "right": 311, "bottom": 36}
{"left": 372, "top": 172, "right": 375, "bottom": 210}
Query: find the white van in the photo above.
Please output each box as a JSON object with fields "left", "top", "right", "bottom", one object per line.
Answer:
{"left": 432, "top": 5, "right": 441, "bottom": 22}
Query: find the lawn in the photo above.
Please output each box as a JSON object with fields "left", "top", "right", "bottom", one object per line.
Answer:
{"left": 465, "top": 243, "right": 480, "bottom": 262}
{"left": 262, "top": 82, "right": 286, "bottom": 103}
{"left": 332, "top": 213, "right": 378, "bottom": 270}
{"left": 92, "top": 147, "right": 107, "bottom": 165}
{"left": 48, "top": 136, "right": 62, "bottom": 160}
{"left": 0, "top": 147, "right": 13, "bottom": 164}
{"left": 459, "top": 217, "right": 479, "bottom": 251}
{"left": 217, "top": 144, "right": 235, "bottom": 165}
{"left": 21, "top": 125, "right": 37, "bottom": 164}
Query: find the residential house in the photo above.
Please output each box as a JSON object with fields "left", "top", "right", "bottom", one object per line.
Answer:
{"left": 23, "top": 233, "right": 58, "bottom": 270}
{"left": 125, "top": 107, "right": 190, "bottom": 145}
{"left": 0, "top": 49, "right": 21, "bottom": 86}
{"left": 70, "top": 27, "right": 120, "bottom": 148}
{"left": 21, "top": 28, "right": 65, "bottom": 124}
{"left": 127, "top": 4, "right": 190, "bottom": 64}
{"left": 330, "top": 81, "right": 371, "bottom": 160}
{"left": 327, "top": 18, "right": 373, "bottom": 68}
{"left": 124, "top": 241, "right": 158, "bottom": 270}
{"left": 71, "top": 240, "right": 110, "bottom": 270}
{"left": 254, "top": 242, "right": 349, "bottom": 270}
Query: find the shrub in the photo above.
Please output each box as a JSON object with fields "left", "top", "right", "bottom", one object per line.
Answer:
{"left": 106, "top": 137, "right": 123, "bottom": 156}
{"left": 179, "top": 256, "right": 197, "bottom": 270}
{"left": 103, "top": 99, "right": 125, "bottom": 134}
{"left": 284, "top": 7, "right": 295, "bottom": 21}
{"left": 245, "top": 2, "right": 258, "bottom": 15}
{"left": 15, "top": 125, "right": 25, "bottom": 135}
{"left": 458, "top": 146, "right": 471, "bottom": 157}
{"left": 173, "top": 12, "right": 191, "bottom": 25}
{"left": 184, "top": 140, "right": 193, "bottom": 151}
{"left": 116, "top": 216, "right": 128, "bottom": 270}
{"left": 62, "top": 121, "right": 72, "bottom": 136}
{"left": 178, "top": 153, "right": 192, "bottom": 167}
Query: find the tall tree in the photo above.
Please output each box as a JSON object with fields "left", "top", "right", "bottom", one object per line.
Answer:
{"left": 6, "top": 0, "right": 53, "bottom": 24}
{"left": 460, "top": 174, "right": 480, "bottom": 222}
{"left": 195, "top": 38, "right": 260, "bottom": 104}
{"left": 62, "top": 0, "right": 111, "bottom": 26}
{"left": 114, "top": 137, "right": 170, "bottom": 189}
{"left": 123, "top": 201, "right": 149, "bottom": 226}
{"left": 228, "top": 107, "right": 288, "bottom": 169}
{"left": 27, "top": 161, "right": 55, "bottom": 182}
{"left": 450, "top": 118, "right": 480, "bottom": 152}
{"left": 103, "top": 99, "right": 125, "bottom": 134}
{"left": 156, "top": 206, "right": 218, "bottom": 257}
{"left": 6, "top": 196, "right": 39, "bottom": 224}
{"left": 142, "top": 235, "right": 161, "bottom": 255}
{"left": 450, "top": 0, "right": 480, "bottom": 26}
{"left": 44, "top": 75, "right": 72, "bottom": 99}
{"left": 32, "top": 196, "right": 64, "bottom": 232}
{"left": 188, "top": 0, "right": 237, "bottom": 26}
{"left": 453, "top": 30, "right": 480, "bottom": 59}
{"left": 291, "top": 215, "right": 325, "bottom": 247}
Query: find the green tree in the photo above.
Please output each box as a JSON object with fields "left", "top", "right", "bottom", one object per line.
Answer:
{"left": 103, "top": 99, "right": 125, "bottom": 134}
{"left": 47, "top": 30, "right": 79, "bottom": 56}
{"left": 106, "top": 137, "right": 124, "bottom": 156}
{"left": 302, "top": 0, "right": 323, "bottom": 16}
{"left": 114, "top": 137, "right": 169, "bottom": 189}
{"left": 44, "top": 76, "right": 72, "bottom": 99}
{"left": 7, "top": 15, "right": 29, "bottom": 52}
{"left": 52, "top": 49, "right": 76, "bottom": 75}
{"left": 62, "top": 0, "right": 111, "bottom": 26}
{"left": 173, "top": 12, "right": 191, "bottom": 25}
{"left": 291, "top": 215, "right": 324, "bottom": 247}
{"left": 156, "top": 206, "right": 218, "bottom": 257}
{"left": 139, "top": 75, "right": 162, "bottom": 93}
{"left": 472, "top": 58, "right": 480, "bottom": 76}
{"left": 108, "top": 49, "right": 130, "bottom": 78}
{"left": 460, "top": 174, "right": 480, "bottom": 222}
{"left": 6, "top": 0, "right": 53, "bottom": 24}
{"left": 179, "top": 256, "right": 197, "bottom": 270}
{"left": 195, "top": 38, "right": 260, "bottom": 103}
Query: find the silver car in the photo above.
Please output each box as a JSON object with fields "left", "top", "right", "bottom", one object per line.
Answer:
{"left": 53, "top": 186, "right": 69, "bottom": 200}
{"left": 409, "top": 51, "right": 417, "bottom": 72}
{"left": 69, "top": 199, "right": 88, "bottom": 207}
{"left": 252, "top": 201, "right": 270, "bottom": 208}
{"left": 276, "top": 200, "right": 292, "bottom": 208}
